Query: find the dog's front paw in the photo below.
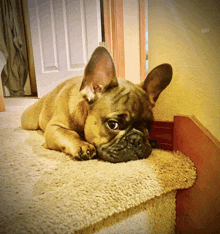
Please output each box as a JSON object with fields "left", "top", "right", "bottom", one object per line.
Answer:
{"left": 74, "top": 142, "right": 97, "bottom": 161}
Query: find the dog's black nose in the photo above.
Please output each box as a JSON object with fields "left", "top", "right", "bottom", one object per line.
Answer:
{"left": 127, "top": 132, "right": 144, "bottom": 148}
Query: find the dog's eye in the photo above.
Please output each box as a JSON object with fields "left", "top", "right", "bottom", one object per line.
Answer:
{"left": 107, "top": 120, "right": 119, "bottom": 130}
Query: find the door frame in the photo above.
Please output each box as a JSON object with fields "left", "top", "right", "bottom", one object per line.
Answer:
{"left": 102, "top": 0, "right": 125, "bottom": 79}
{"left": 102, "top": 0, "right": 146, "bottom": 80}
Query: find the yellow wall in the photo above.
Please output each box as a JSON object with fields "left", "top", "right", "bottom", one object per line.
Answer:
{"left": 148, "top": 0, "right": 220, "bottom": 141}
{"left": 123, "top": 0, "right": 140, "bottom": 84}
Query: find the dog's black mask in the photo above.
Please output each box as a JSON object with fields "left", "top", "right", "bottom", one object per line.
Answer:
{"left": 98, "top": 129, "right": 152, "bottom": 163}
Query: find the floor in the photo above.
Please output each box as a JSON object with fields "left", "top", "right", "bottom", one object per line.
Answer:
{"left": 4, "top": 97, "right": 38, "bottom": 111}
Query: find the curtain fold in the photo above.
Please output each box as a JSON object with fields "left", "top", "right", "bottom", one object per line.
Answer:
{"left": 0, "top": 0, "right": 29, "bottom": 96}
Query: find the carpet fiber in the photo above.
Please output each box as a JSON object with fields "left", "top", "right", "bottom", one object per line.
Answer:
{"left": 0, "top": 101, "right": 196, "bottom": 233}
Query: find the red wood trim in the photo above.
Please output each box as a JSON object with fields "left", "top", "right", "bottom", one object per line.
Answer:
{"left": 111, "top": 0, "right": 125, "bottom": 78}
{"left": 139, "top": 0, "right": 146, "bottom": 81}
{"left": 174, "top": 116, "right": 220, "bottom": 233}
{"left": 22, "top": 0, "right": 37, "bottom": 96}
{"left": 0, "top": 79, "right": 5, "bottom": 112}
{"left": 103, "top": 0, "right": 125, "bottom": 78}
{"left": 103, "top": 0, "right": 112, "bottom": 54}
{"left": 150, "top": 120, "right": 174, "bottom": 151}
{"left": 0, "top": 95, "right": 5, "bottom": 112}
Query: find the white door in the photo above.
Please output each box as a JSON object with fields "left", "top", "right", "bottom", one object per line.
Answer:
{"left": 28, "top": 0, "right": 102, "bottom": 98}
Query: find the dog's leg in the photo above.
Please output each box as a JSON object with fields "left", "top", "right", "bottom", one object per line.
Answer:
{"left": 43, "top": 124, "right": 96, "bottom": 160}
{"left": 21, "top": 98, "right": 45, "bottom": 130}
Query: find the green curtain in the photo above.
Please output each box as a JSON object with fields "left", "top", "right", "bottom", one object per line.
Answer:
{"left": 0, "top": 0, "right": 29, "bottom": 96}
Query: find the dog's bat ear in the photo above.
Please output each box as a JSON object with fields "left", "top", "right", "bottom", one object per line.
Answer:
{"left": 141, "top": 63, "right": 172, "bottom": 107}
{"left": 80, "top": 46, "right": 118, "bottom": 103}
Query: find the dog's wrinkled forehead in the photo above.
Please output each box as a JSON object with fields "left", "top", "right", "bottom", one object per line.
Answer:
{"left": 104, "top": 80, "right": 153, "bottom": 121}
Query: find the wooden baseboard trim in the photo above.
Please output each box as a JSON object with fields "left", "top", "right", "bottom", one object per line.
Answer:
{"left": 150, "top": 116, "right": 220, "bottom": 232}
{"left": 174, "top": 116, "right": 220, "bottom": 233}
{"left": 150, "top": 120, "right": 174, "bottom": 151}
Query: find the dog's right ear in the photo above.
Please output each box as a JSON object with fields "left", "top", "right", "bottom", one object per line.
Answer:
{"left": 80, "top": 47, "right": 118, "bottom": 103}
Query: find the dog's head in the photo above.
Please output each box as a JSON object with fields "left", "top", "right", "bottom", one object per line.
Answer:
{"left": 80, "top": 47, "right": 172, "bottom": 163}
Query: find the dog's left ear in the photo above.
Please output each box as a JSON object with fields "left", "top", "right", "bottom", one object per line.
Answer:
{"left": 141, "top": 63, "right": 172, "bottom": 107}
{"left": 80, "top": 46, "right": 118, "bottom": 103}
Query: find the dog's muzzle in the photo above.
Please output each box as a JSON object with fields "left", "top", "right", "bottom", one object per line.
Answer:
{"left": 98, "top": 129, "right": 152, "bottom": 163}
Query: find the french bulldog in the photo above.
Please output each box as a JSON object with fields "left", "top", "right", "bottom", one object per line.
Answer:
{"left": 21, "top": 46, "right": 172, "bottom": 163}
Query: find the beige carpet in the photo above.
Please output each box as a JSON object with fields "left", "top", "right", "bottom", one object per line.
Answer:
{"left": 0, "top": 99, "right": 197, "bottom": 233}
